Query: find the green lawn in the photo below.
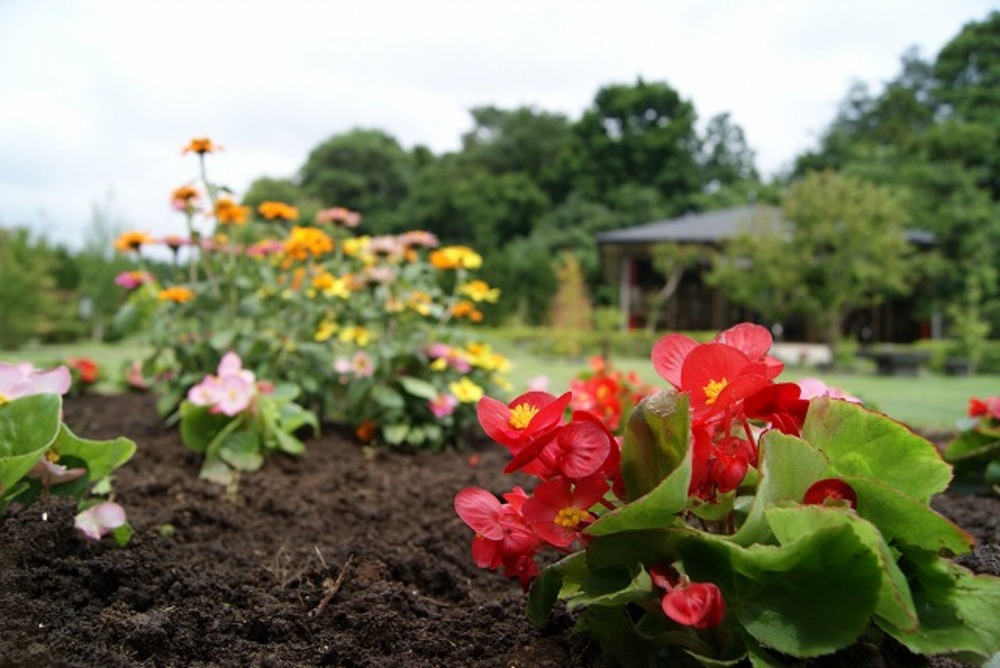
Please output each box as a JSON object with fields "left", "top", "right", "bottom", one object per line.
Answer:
{"left": 4, "top": 340, "right": 996, "bottom": 431}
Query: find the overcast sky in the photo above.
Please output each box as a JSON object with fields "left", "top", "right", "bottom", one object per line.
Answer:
{"left": 0, "top": 0, "right": 994, "bottom": 249}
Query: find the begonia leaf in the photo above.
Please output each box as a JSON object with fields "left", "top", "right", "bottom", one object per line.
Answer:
{"left": 50, "top": 423, "right": 136, "bottom": 482}
{"left": 681, "top": 524, "right": 882, "bottom": 657}
{"left": 944, "top": 430, "right": 1000, "bottom": 461}
{"left": 562, "top": 563, "right": 654, "bottom": 611}
{"left": 802, "top": 398, "right": 951, "bottom": 501}
{"left": 179, "top": 401, "right": 233, "bottom": 453}
{"left": 585, "top": 443, "right": 691, "bottom": 536}
{"left": 527, "top": 562, "right": 565, "bottom": 627}
{"left": 844, "top": 476, "right": 973, "bottom": 555}
{"left": 766, "top": 505, "right": 918, "bottom": 633}
{"left": 0, "top": 394, "right": 62, "bottom": 494}
{"left": 585, "top": 529, "right": 682, "bottom": 572}
{"left": 620, "top": 389, "right": 689, "bottom": 501}
{"left": 880, "top": 548, "right": 1000, "bottom": 661}
{"left": 371, "top": 385, "right": 405, "bottom": 410}
{"left": 218, "top": 431, "right": 263, "bottom": 472}
{"left": 731, "top": 431, "right": 828, "bottom": 546}
{"left": 382, "top": 423, "right": 409, "bottom": 445}
{"left": 574, "top": 605, "right": 648, "bottom": 668}
{"left": 273, "top": 429, "right": 306, "bottom": 455}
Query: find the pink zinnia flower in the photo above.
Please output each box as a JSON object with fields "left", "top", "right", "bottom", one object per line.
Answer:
{"left": 429, "top": 393, "right": 458, "bottom": 418}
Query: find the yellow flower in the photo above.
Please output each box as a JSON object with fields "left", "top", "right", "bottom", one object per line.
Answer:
{"left": 182, "top": 137, "right": 221, "bottom": 155}
{"left": 341, "top": 236, "right": 371, "bottom": 257}
{"left": 339, "top": 326, "right": 374, "bottom": 347}
{"left": 215, "top": 197, "right": 249, "bottom": 225}
{"left": 113, "top": 231, "right": 156, "bottom": 253}
{"left": 158, "top": 286, "right": 195, "bottom": 303}
{"left": 458, "top": 280, "right": 500, "bottom": 303}
{"left": 406, "top": 290, "right": 433, "bottom": 316}
{"left": 429, "top": 245, "right": 483, "bottom": 270}
{"left": 449, "top": 378, "right": 484, "bottom": 404}
{"left": 314, "top": 320, "right": 339, "bottom": 342}
{"left": 258, "top": 201, "right": 299, "bottom": 222}
{"left": 284, "top": 226, "right": 334, "bottom": 260}
{"left": 465, "top": 343, "right": 510, "bottom": 372}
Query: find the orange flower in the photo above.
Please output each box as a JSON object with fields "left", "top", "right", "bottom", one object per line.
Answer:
{"left": 355, "top": 420, "right": 377, "bottom": 444}
{"left": 171, "top": 185, "right": 199, "bottom": 203}
{"left": 158, "top": 286, "right": 195, "bottom": 303}
{"left": 113, "top": 231, "right": 156, "bottom": 253}
{"left": 429, "top": 245, "right": 483, "bottom": 270}
{"left": 214, "top": 197, "right": 250, "bottom": 225}
{"left": 258, "top": 201, "right": 299, "bottom": 222}
{"left": 182, "top": 138, "right": 220, "bottom": 155}
{"left": 284, "top": 226, "right": 334, "bottom": 260}
{"left": 451, "top": 300, "right": 484, "bottom": 322}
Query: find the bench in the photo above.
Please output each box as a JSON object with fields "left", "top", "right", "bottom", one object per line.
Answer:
{"left": 857, "top": 349, "right": 930, "bottom": 377}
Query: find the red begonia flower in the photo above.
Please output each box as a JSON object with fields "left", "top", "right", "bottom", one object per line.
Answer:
{"left": 661, "top": 581, "right": 726, "bottom": 629}
{"left": 520, "top": 412, "right": 615, "bottom": 480}
{"left": 680, "top": 344, "right": 771, "bottom": 418}
{"left": 522, "top": 476, "right": 609, "bottom": 548}
{"left": 744, "top": 382, "right": 810, "bottom": 436}
{"left": 803, "top": 478, "right": 858, "bottom": 509}
{"left": 477, "top": 391, "right": 572, "bottom": 450}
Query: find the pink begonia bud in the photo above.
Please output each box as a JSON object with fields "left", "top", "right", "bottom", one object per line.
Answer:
{"left": 26, "top": 457, "right": 86, "bottom": 488}
{"left": 74, "top": 502, "right": 127, "bottom": 541}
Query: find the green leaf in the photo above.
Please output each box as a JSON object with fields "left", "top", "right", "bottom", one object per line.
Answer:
{"left": 199, "top": 457, "right": 235, "bottom": 485}
{"left": 382, "top": 423, "right": 409, "bottom": 445}
{"left": 944, "top": 430, "right": 1000, "bottom": 461}
{"left": 397, "top": 376, "right": 439, "bottom": 401}
{"left": 845, "top": 476, "right": 973, "bottom": 555}
{"left": 731, "top": 430, "right": 829, "bottom": 546}
{"left": 527, "top": 564, "right": 563, "bottom": 627}
{"left": 766, "top": 505, "right": 918, "bottom": 633}
{"left": 273, "top": 429, "right": 305, "bottom": 455}
{"left": 586, "top": 436, "right": 691, "bottom": 537}
{"left": 371, "top": 385, "right": 405, "bottom": 410}
{"left": 179, "top": 401, "right": 234, "bottom": 453}
{"left": 278, "top": 401, "right": 319, "bottom": 436}
{"left": 681, "top": 525, "right": 883, "bottom": 657}
{"left": 563, "top": 564, "right": 654, "bottom": 611}
{"left": 620, "top": 389, "right": 690, "bottom": 501}
{"left": 802, "top": 398, "right": 952, "bottom": 501}
{"left": 0, "top": 394, "right": 62, "bottom": 494}
{"left": 575, "top": 605, "right": 649, "bottom": 668}
{"left": 218, "top": 431, "right": 263, "bottom": 472}
{"left": 51, "top": 423, "right": 136, "bottom": 482}
{"left": 881, "top": 548, "right": 1000, "bottom": 662}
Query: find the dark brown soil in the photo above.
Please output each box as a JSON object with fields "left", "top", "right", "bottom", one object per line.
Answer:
{"left": 1, "top": 393, "right": 997, "bottom": 668}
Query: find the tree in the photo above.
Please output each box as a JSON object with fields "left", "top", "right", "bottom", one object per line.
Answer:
{"left": 299, "top": 129, "right": 415, "bottom": 233}
{"left": 570, "top": 79, "right": 702, "bottom": 211}
{"left": 708, "top": 171, "right": 913, "bottom": 360}
{"left": 646, "top": 244, "right": 714, "bottom": 332}
{"left": 0, "top": 226, "right": 57, "bottom": 349}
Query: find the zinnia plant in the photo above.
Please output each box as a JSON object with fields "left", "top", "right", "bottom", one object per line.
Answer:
{"left": 0, "top": 362, "right": 135, "bottom": 544}
{"left": 115, "top": 139, "right": 511, "bottom": 452}
{"left": 456, "top": 324, "right": 1000, "bottom": 665}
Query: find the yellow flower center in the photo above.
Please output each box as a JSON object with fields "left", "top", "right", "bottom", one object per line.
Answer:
{"left": 554, "top": 507, "right": 589, "bottom": 529}
{"left": 703, "top": 377, "right": 728, "bottom": 405}
{"left": 45, "top": 450, "right": 60, "bottom": 463}
{"left": 508, "top": 403, "right": 539, "bottom": 429}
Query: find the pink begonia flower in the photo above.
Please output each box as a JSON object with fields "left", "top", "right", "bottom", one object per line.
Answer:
{"left": 429, "top": 393, "right": 458, "bottom": 418}
{"left": 186, "top": 352, "right": 257, "bottom": 416}
{"left": 0, "top": 362, "right": 71, "bottom": 402}
{"left": 74, "top": 502, "right": 127, "bottom": 541}
{"left": 796, "top": 377, "right": 861, "bottom": 404}
{"left": 114, "top": 270, "right": 154, "bottom": 290}
{"left": 27, "top": 456, "right": 87, "bottom": 488}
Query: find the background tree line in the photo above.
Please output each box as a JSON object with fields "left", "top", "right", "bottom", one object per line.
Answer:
{"left": 2, "top": 11, "right": 998, "bottom": 352}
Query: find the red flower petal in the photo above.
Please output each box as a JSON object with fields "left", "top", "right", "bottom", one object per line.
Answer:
{"left": 454, "top": 488, "right": 504, "bottom": 540}
{"left": 713, "top": 323, "right": 772, "bottom": 361}
{"left": 803, "top": 478, "right": 858, "bottom": 509}
{"left": 652, "top": 334, "right": 698, "bottom": 388}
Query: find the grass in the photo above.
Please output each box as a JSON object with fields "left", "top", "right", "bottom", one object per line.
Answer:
{"left": 4, "top": 339, "right": 995, "bottom": 431}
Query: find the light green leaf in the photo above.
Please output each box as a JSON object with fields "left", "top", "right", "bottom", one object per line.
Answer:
{"left": 371, "top": 385, "right": 405, "bottom": 410}
{"left": 881, "top": 549, "right": 1000, "bottom": 662}
{"left": 802, "top": 398, "right": 951, "bottom": 501}
{"left": 731, "top": 430, "right": 829, "bottom": 546}
{"left": 766, "top": 505, "right": 918, "bottom": 633}
{"left": 620, "top": 389, "right": 690, "bottom": 501}
{"left": 382, "top": 423, "right": 409, "bottom": 445}
{"left": 273, "top": 429, "right": 305, "bottom": 455}
{"left": 0, "top": 394, "right": 62, "bottom": 494}
{"left": 179, "top": 401, "right": 234, "bottom": 453}
{"left": 51, "top": 423, "right": 136, "bottom": 482}
{"left": 397, "top": 376, "right": 439, "bottom": 401}
{"left": 218, "top": 431, "right": 263, "bottom": 471}
{"left": 681, "top": 525, "right": 882, "bottom": 657}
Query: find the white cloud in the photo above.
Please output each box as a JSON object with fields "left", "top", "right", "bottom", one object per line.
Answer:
{"left": 0, "top": 0, "right": 993, "bottom": 248}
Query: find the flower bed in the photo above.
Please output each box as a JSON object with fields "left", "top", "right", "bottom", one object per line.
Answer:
{"left": 1, "top": 392, "right": 997, "bottom": 666}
